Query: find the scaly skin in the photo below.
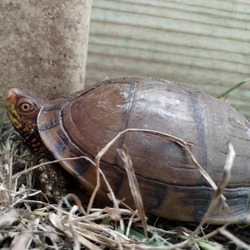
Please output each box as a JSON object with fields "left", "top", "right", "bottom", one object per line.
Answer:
{"left": 5, "top": 89, "right": 43, "bottom": 151}
{"left": 5, "top": 91, "right": 22, "bottom": 129}
{"left": 5, "top": 89, "right": 69, "bottom": 200}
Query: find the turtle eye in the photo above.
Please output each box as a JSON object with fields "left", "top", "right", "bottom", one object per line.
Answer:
{"left": 17, "top": 100, "right": 36, "bottom": 114}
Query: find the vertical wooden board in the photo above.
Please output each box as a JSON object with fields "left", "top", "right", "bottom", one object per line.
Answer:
{"left": 86, "top": 0, "right": 250, "bottom": 117}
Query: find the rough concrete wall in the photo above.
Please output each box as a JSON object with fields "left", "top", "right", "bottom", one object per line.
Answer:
{"left": 0, "top": 0, "right": 92, "bottom": 99}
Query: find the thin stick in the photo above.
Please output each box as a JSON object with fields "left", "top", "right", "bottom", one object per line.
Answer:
{"left": 88, "top": 128, "right": 225, "bottom": 212}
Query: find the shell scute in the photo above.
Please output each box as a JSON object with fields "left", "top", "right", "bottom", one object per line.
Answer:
{"left": 37, "top": 77, "right": 250, "bottom": 223}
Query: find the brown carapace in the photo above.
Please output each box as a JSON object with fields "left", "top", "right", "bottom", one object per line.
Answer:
{"left": 5, "top": 77, "right": 250, "bottom": 224}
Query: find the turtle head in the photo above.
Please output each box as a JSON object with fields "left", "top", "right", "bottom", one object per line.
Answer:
{"left": 5, "top": 88, "right": 44, "bottom": 150}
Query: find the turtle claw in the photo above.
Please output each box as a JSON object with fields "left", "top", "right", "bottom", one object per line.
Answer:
{"left": 35, "top": 158, "right": 69, "bottom": 201}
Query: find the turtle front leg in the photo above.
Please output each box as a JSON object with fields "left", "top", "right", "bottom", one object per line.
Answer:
{"left": 34, "top": 158, "right": 69, "bottom": 201}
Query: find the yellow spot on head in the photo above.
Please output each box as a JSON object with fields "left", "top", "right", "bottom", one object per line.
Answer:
{"left": 6, "top": 101, "right": 22, "bottom": 129}
{"left": 5, "top": 90, "right": 22, "bottom": 129}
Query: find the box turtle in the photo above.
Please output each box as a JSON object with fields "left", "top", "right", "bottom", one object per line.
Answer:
{"left": 5, "top": 77, "right": 250, "bottom": 224}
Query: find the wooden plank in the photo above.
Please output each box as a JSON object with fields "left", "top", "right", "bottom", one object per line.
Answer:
{"left": 86, "top": 0, "right": 250, "bottom": 117}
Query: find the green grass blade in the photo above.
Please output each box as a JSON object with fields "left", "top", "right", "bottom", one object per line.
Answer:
{"left": 217, "top": 78, "right": 250, "bottom": 98}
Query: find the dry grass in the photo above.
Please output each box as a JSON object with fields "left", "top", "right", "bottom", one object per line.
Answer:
{"left": 0, "top": 116, "right": 250, "bottom": 249}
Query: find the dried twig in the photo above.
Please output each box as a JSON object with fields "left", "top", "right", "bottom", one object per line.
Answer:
{"left": 118, "top": 147, "right": 148, "bottom": 237}
{"left": 90, "top": 128, "right": 225, "bottom": 214}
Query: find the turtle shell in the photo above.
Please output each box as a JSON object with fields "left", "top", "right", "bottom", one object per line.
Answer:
{"left": 37, "top": 77, "right": 250, "bottom": 223}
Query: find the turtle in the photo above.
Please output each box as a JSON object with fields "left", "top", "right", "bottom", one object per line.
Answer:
{"left": 5, "top": 77, "right": 250, "bottom": 223}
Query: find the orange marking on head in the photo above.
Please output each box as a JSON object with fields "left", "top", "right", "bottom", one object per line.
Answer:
{"left": 6, "top": 90, "right": 17, "bottom": 106}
